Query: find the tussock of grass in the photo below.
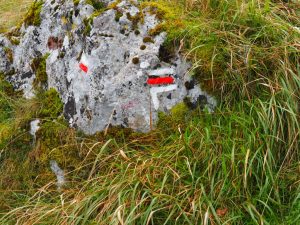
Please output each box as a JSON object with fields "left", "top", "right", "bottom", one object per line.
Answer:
{"left": 0, "top": 0, "right": 300, "bottom": 224}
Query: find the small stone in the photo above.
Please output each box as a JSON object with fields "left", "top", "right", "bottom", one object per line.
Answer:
{"left": 50, "top": 160, "right": 65, "bottom": 191}
{"left": 29, "top": 119, "right": 40, "bottom": 142}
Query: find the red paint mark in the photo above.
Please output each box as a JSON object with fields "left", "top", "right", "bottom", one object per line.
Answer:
{"left": 147, "top": 76, "right": 174, "bottom": 85}
{"left": 79, "top": 63, "right": 88, "bottom": 73}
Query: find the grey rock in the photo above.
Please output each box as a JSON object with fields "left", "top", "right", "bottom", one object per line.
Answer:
{"left": 30, "top": 119, "right": 40, "bottom": 144}
{"left": 50, "top": 160, "right": 65, "bottom": 191}
{"left": 0, "top": 0, "right": 216, "bottom": 134}
{"left": 0, "top": 36, "right": 14, "bottom": 74}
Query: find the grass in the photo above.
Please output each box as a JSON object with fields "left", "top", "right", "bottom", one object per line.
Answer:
{"left": 0, "top": 0, "right": 300, "bottom": 224}
{"left": 0, "top": 0, "right": 33, "bottom": 32}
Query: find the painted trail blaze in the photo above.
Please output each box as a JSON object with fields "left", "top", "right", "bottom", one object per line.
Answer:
{"left": 147, "top": 76, "right": 174, "bottom": 85}
{"left": 147, "top": 68, "right": 177, "bottom": 110}
{"left": 79, "top": 53, "right": 89, "bottom": 73}
{"left": 79, "top": 63, "right": 88, "bottom": 73}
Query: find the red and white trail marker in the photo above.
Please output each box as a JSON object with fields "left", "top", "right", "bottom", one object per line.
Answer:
{"left": 79, "top": 53, "right": 89, "bottom": 73}
{"left": 147, "top": 76, "right": 174, "bottom": 85}
{"left": 150, "top": 84, "right": 177, "bottom": 110}
{"left": 147, "top": 68, "right": 177, "bottom": 110}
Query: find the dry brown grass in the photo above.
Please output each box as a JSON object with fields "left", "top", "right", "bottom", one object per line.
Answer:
{"left": 0, "top": 0, "right": 33, "bottom": 32}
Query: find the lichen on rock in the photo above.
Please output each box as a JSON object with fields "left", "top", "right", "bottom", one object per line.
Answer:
{"left": 0, "top": 0, "right": 216, "bottom": 134}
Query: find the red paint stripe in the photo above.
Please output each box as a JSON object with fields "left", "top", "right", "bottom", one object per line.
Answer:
{"left": 147, "top": 76, "right": 174, "bottom": 85}
{"left": 79, "top": 63, "right": 88, "bottom": 73}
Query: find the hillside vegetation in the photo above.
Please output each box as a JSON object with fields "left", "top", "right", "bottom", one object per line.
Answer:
{"left": 0, "top": 0, "right": 300, "bottom": 224}
{"left": 0, "top": 0, "right": 32, "bottom": 32}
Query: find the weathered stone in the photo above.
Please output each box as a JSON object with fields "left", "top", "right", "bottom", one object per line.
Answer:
{"left": 0, "top": 0, "right": 216, "bottom": 134}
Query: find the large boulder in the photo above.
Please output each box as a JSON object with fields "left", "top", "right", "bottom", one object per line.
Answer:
{"left": 0, "top": 0, "right": 216, "bottom": 134}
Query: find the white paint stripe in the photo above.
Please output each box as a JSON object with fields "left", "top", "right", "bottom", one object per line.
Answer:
{"left": 150, "top": 84, "right": 177, "bottom": 110}
{"left": 81, "top": 53, "right": 89, "bottom": 66}
{"left": 63, "top": 35, "right": 69, "bottom": 48}
{"left": 148, "top": 68, "right": 175, "bottom": 76}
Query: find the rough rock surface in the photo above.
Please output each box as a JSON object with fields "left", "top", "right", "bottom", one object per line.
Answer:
{"left": 0, "top": 0, "right": 216, "bottom": 134}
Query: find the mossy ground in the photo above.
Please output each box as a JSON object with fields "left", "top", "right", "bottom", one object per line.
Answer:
{"left": 31, "top": 53, "right": 50, "bottom": 89}
{"left": 0, "top": 0, "right": 300, "bottom": 224}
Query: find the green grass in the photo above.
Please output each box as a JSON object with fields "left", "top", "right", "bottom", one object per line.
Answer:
{"left": 0, "top": 0, "right": 300, "bottom": 224}
{"left": 0, "top": 0, "right": 33, "bottom": 32}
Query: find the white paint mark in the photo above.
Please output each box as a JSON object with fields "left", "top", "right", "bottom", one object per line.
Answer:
{"left": 81, "top": 53, "right": 88, "bottom": 65}
{"left": 50, "top": 160, "right": 65, "bottom": 191}
{"left": 150, "top": 84, "right": 177, "bottom": 110}
{"left": 63, "top": 35, "right": 69, "bottom": 48}
{"left": 148, "top": 68, "right": 175, "bottom": 76}
{"left": 79, "top": 52, "right": 89, "bottom": 73}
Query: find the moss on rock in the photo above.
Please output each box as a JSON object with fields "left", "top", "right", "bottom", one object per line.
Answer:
{"left": 31, "top": 54, "right": 49, "bottom": 89}
{"left": 23, "top": 0, "right": 44, "bottom": 27}
{"left": 73, "top": 0, "right": 80, "bottom": 7}
{"left": 83, "top": 18, "right": 92, "bottom": 36}
{"left": 114, "top": 10, "right": 123, "bottom": 22}
{"left": 132, "top": 56, "right": 140, "bottom": 64}
{"left": 143, "top": 36, "right": 154, "bottom": 43}
{"left": 4, "top": 47, "right": 13, "bottom": 63}
{"left": 5, "top": 28, "right": 21, "bottom": 45}
{"left": 149, "top": 23, "right": 166, "bottom": 36}
{"left": 86, "top": 0, "right": 105, "bottom": 10}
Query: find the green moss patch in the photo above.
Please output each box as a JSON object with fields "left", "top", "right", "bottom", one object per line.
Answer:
{"left": 83, "top": 18, "right": 92, "bottom": 36}
{"left": 36, "top": 88, "right": 63, "bottom": 119}
{"left": 143, "top": 36, "right": 154, "bottom": 43}
{"left": 73, "top": 0, "right": 80, "bottom": 7}
{"left": 114, "top": 10, "right": 123, "bottom": 22}
{"left": 31, "top": 54, "right": 49, "bottom": 89}
{"left": 86, "top": 0, "right": 105, "bottom": 10}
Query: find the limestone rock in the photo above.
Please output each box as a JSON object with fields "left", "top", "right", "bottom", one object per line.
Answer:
{"left": 0, "top": 0, "right": 216, "bottom": 134}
